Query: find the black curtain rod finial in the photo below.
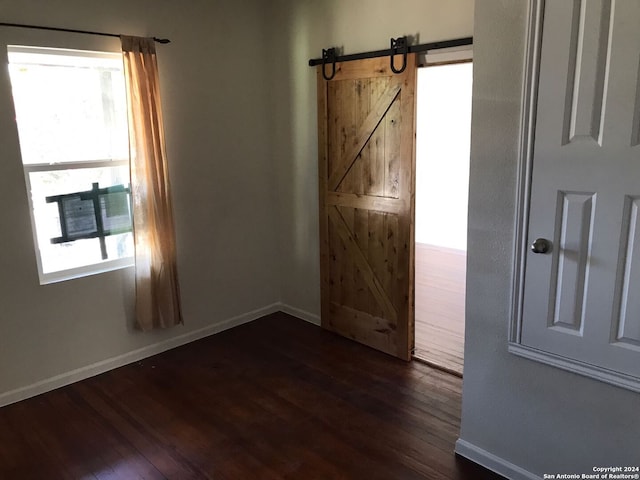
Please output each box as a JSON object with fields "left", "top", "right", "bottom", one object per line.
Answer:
{"left": 153, "top": 37, "right": 171, "bottom": 44}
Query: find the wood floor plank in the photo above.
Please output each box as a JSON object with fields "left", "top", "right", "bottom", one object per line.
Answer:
{"left": 0, "top": 313, "right": 502, "bottom": 479}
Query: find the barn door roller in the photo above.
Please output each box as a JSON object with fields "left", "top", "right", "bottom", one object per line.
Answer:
{"left": 390, "top": 37, "right": 408, "bottom": 74}
{"left": 321, "top": 48, "right": 337, "bottom": 81}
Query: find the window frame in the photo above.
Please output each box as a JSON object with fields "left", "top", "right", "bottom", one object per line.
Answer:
{"left": 7, "top": 45, "right": 134, "bottom": 284}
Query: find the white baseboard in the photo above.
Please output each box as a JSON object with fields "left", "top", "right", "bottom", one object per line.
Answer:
{"left": 279, "top": 303, "right": 321, "bottom": 326}
{"left": 0, "top": 302, "right": 283, "bottom": 408}
{"left": 455, "top": 438, "right": 540, "bottom": 480}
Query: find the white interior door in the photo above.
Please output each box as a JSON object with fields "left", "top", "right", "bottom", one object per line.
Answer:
{"left": 521, "top": 0, "right": 640, "bottom": 379}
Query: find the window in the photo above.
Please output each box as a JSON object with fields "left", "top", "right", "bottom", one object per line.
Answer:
{"left": 7, "top": 46, "right": 133, "bottom": 284}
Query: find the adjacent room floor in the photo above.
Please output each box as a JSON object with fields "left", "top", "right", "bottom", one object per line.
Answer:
{"left": 414, "top": 243, "right": 466, "bottom": 375}
{"left": 0, "top": 312, "right": 499, "bottom": 479}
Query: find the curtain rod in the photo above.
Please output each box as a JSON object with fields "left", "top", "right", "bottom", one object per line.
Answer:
{"left": 308, "top": 36, "right": 472, "bottom": 66}
{"left": 0, "top": 22, "right": 170, "bottom": 44}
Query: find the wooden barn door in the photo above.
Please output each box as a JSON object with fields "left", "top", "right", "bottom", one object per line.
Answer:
{"left": 317, "top": 55, "right": 417, "bottom": 360}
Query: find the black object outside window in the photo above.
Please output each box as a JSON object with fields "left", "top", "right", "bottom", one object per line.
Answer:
{"left": 46, "top": 182, "right": 132, "bottom": 260}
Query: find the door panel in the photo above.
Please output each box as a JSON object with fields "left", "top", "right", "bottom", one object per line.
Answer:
{"left": 317, "top": 56, "right": 416, "bottom": 360}
{"left": 613, "top": 196, "right": 640, "bottom": 348}
{"left": 522, "top": 0, "right": 640, "bottom": 377}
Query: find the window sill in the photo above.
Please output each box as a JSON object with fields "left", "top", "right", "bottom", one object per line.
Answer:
{"left": 39, "top": 257, "right": 134, "bottom": 285}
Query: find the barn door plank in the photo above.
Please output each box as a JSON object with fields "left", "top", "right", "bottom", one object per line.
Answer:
{"left": 328, "top": 81, "right": 402, "bottom": 191}
{"left": 317, "top": 55, "right": 416, "bottom": 360}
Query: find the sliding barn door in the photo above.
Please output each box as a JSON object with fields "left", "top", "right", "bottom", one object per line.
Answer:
{"left": 317, "top": 56, "right": 417, "bottom": 360}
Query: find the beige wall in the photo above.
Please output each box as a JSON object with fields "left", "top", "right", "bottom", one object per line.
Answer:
{"left": 0, "top": 0, "right": 280, "bottom": 401}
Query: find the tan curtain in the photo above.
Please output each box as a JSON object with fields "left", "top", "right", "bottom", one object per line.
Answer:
{"left": 121, "top": 35, "right": 182, "bottom": 331}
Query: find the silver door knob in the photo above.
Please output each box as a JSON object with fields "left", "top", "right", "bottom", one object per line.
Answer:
{"left": 531, "top": 238, "right": 551, "bottom": 254}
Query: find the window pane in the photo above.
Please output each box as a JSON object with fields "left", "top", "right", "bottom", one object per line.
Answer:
{"left": 28, "top": 166, "right": 133, "bottom": 274}
{"left": 8, "top": 51, "right": 128, "bottom": 165}
{"left": 105, "top": 233, "right": 134, "bottom": 260}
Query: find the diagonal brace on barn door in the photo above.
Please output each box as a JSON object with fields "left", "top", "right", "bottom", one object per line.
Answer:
{"left": 328, "top": 80, "right": 402, "bottom": 191}
{"left": 328, "top": 206, "right": 398, "bottom": 322}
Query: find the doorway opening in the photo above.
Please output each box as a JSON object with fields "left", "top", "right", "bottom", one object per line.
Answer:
{"left": 413, "top": 60, "right": 473, "bottom": 376}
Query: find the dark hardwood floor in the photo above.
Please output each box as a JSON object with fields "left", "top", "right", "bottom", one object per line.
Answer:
{"left": 0, "top": 312, "right": 502, "bottom": 479}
